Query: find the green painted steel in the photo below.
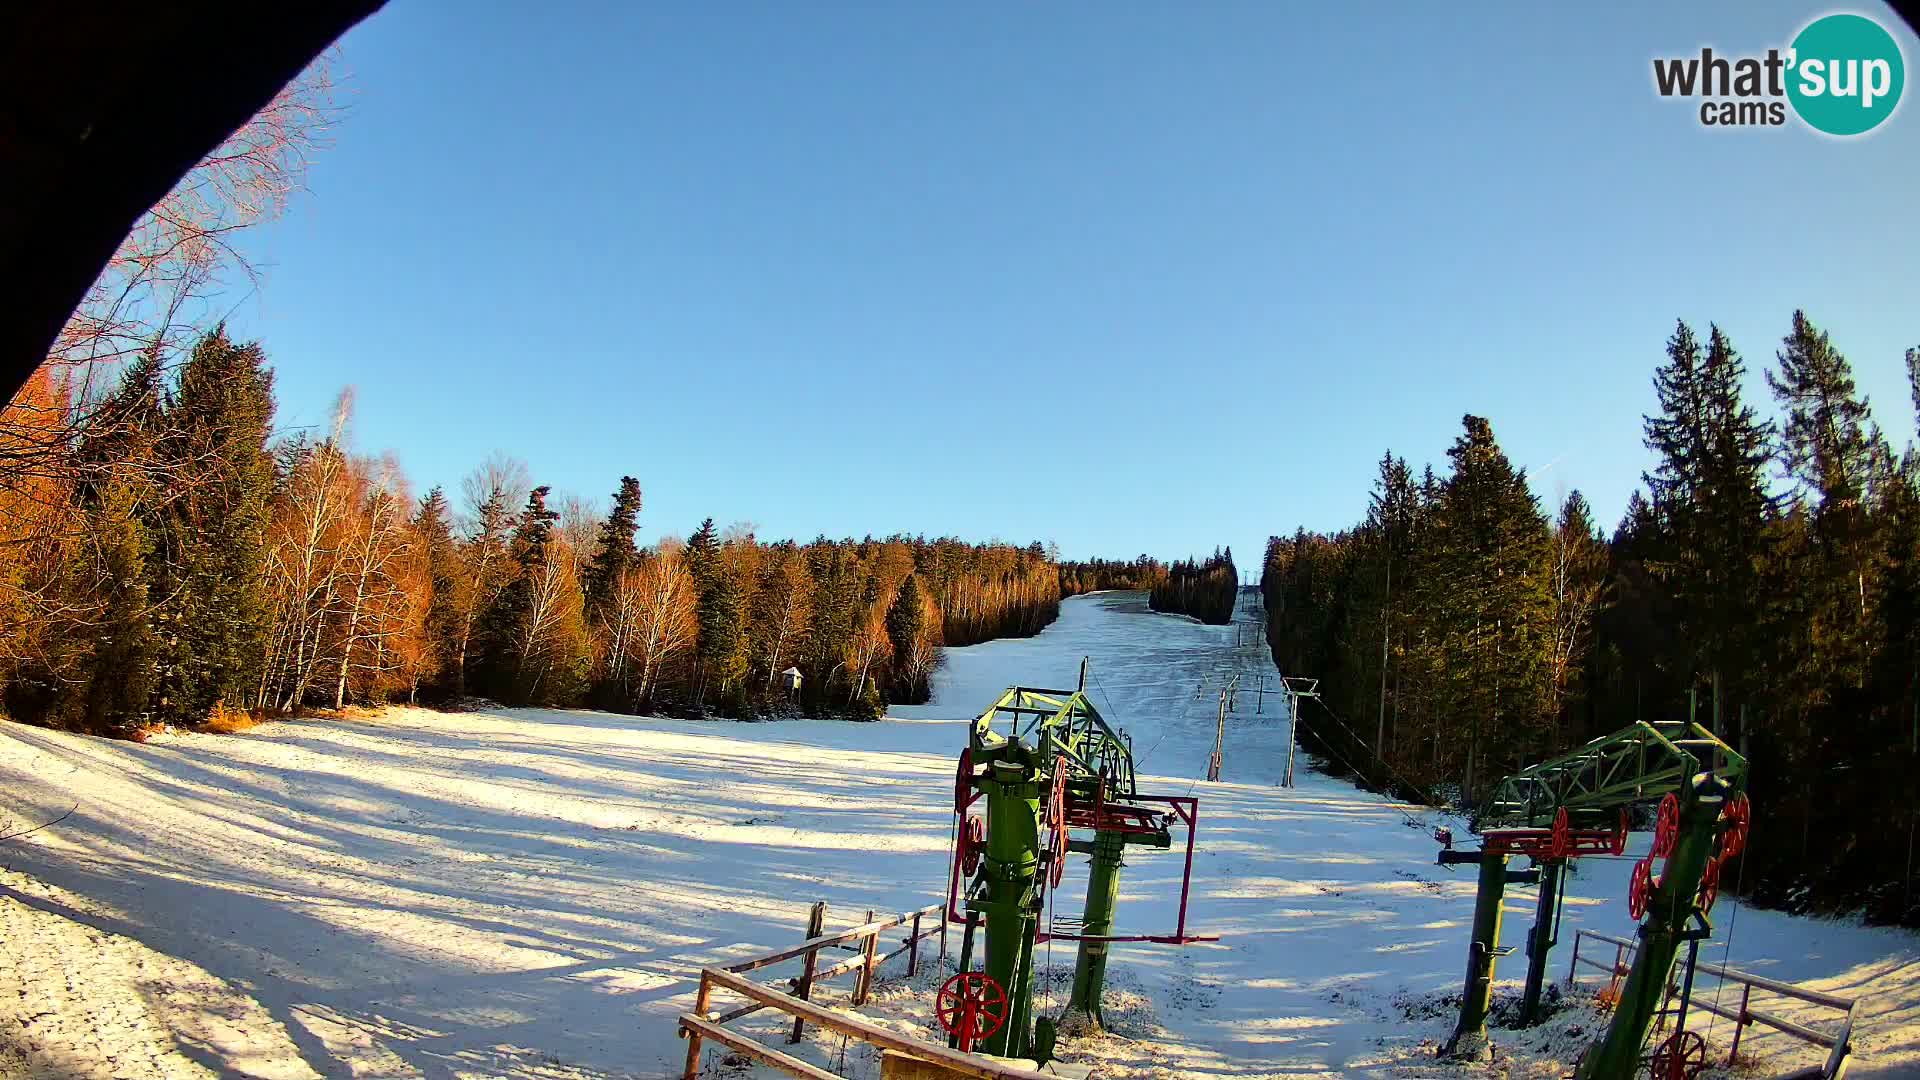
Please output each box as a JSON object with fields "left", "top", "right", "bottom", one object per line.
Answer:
{"left": 1444, "top": 852, "right": 1511, "bottom": 1057}
{"left": 1478, "top": 720, "right": 1746, "bottom": 829}
{"left": 1067, "top": 829, "right": 1126, "bottom": 1022}
{"left": 1475, "top": 719, "right": 1746, "bottom": 1030}
{"left": 975, "top": 766, "right": 1041, "bottom": 1057}
{"left": 1574, "top": 777, "right": 1731, "bottom": 1080}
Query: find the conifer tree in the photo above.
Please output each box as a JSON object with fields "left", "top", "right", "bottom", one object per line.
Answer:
{"left": 583, "top": 476, "right": 642, "bottom": 619}
{"left": 1769, "top": 312, "right": 1883, "bottom": 688}
{"left": 1642, "top": 321, "right": 1775, "bottom": 723}
{"left": 148, "top": 328, "right": 276, "bottom": 724}
{"left": 412, "top": 487, "right": 462, "bottom": 700}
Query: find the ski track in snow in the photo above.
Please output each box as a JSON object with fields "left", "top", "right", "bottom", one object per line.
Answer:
{"left": 0, "top": 592, "right": 1914, "bottom": 1078}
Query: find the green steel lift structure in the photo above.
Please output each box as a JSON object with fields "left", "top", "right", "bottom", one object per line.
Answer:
{"left": 943, "top": 662, "right": 1209, "bottom": 1059}
{"left": 1437, "top": 718, "right": 1750, "bottom": 1080}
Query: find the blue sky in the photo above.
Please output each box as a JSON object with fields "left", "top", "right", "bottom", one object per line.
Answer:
{"left": 229, "top": 2, "right": 1920, "bottom": 572}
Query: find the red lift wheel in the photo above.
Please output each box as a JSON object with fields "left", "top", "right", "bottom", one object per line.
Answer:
{"left": 954, "top": 748, "right": 975, "bottom": 815}
{"left": 958, "top": 815, "right": 985, "bottom": 876}
{"left": 1720, "top": 792, "right": 1751, "bottom": 861}
{"left": 1628, "top": 857, "right": 1655, "bottom": 920}
{"left": 1697, "top": 855, "right": 1722, "bottom": 913}
{"left": 1652, "top": 793, "right": 1681, "bottom": 860}
{"left": 1611, "top": 808, "right": 1630, "bottom": 856}
{"left": 1046, "top": 756, "right": 1069, "bottom": 888}
{"left": 1551, "top": 807, "right": 1572, "bottom": 859}
{"left": 936, "top": 971, "right": 1008, "bottom": 1052}
{"left": 1648, "top": 1029, "right": 1708, "bottom": 1080}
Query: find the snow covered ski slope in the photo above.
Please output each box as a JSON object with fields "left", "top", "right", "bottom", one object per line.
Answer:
{"left": 0, "top": 592, "right": 1915, "bottom": 1078}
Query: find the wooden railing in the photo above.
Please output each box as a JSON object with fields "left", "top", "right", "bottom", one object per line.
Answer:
{"left": 678, "top": 899, "right": 1058, "bottom": 1079}
{"left": 1568, "top": 928, "right": 1863, "bottom": 1079}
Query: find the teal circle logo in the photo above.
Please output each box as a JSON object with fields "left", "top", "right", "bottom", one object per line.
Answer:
{"left": 1787, "top": 13, "right": 1905, "bottom": 135}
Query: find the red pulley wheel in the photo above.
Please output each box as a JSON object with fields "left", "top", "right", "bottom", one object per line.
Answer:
{"left": 1612, "top": 808, "right": 1630, "bottom": 857}
{"left": 1649, "top": 1029, "right": 1707, "bottom": 1080}
{"left": 1551, "top": 806, "right": 1571, "bottom": 859}
{"left": 1697, "top": 855, "right": 1722, "bottom": 913}
{"left": 936, "top": 971, "right": 1008, "bottom": 1053}
{"left": 1652, "top": 793, "right": 1680, "bottom": 860}
{"left": 959, "top": 815, "right": 985, "bottom": 876}
{"left": 1628, "top": 857, "right": 1655, "bottom": 921}
{"left": 1720, "top": 792, "right": 1751, "bottom": 861}
{"left": 1047, "top": 755, "right": 1069, "bottom": 888}
{"left": 954, "top": 748, "right": 974, "bottom": 815}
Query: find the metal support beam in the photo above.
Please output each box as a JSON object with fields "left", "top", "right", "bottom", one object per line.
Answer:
{"left": 1066, "top": 829, "right": 1126, "bottom": 1024}
{"left": 1444, "top": 851, "right": 1512, "bottom": 1058}
{"left": 1574, "top": 777, "right": 1728, "bottom": 1080}
{"left": 1520, "top": 859, "right": 1564, "bottom": 1026}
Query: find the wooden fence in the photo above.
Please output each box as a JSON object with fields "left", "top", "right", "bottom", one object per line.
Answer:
{"left": 677, "top": 899, "right": 1067, "bottom": 1079}
{"left": 1568, "top": 928, "right": 1862, "bottom": 1079}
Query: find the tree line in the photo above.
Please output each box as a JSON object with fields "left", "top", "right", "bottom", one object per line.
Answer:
{"left": 0, "top": 329, "right": 1070, "bottom": 733}
{"left": 1150, "top": 549, "right": 1239, "bottom": 625}
{"left": 1262, "top": 311, "right": 1920, "bottom": 923}
{"left": 1058, "top": 556, "right": 1169, "bottom": 598}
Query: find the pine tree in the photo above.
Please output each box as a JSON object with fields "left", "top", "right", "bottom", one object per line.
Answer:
{"left": 1768, "top": 311, "right": 1882, "bottom": 688}
{"left": 148, "top": 328, "right": 276, "bottom": 724}
{"left": 582, "top": 476, "right": 642, "bottom": 620}
{"left": 886, "top": 574, "right": 933, "bottom": 701}
{"left": 1642, "top": 321, "right": 1775, "bottom": 723}
{"left": 475, "top": 486, "right": 559, "bottom": 703}
{"left": 412, "top": 487, "right": 462, "bottom": 700}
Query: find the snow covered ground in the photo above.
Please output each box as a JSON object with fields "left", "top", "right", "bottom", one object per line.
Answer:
{"left": 0, "top": 591, "right": 1915, "bottom": 1078}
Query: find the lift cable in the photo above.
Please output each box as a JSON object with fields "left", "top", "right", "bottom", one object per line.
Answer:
{"left": 1702, "top": 848, "right": 1749, "bottom": 1047}
{"left": 1306, "top": 695, "right": 1442, "bottom": 807}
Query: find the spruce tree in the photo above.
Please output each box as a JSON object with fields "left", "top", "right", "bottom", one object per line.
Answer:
{"left": 1768, "top": 311, "right": 1883, "bottom": 688}
{"left": 886, "top": 574, "right": 930, "bottom": 699}
{"left": 583, "top": 476, "right": 642, "bottom": 619}
{"left": 475, "top": 486, "right": 558, "bottom": 703}
{"left": 413, "top": 487, "right": 462, "bottom": 700}
{"left": 147, "top": 328, "right": 276, "bottom": 724}
{"left": 1642, "top": 321, "right": 1775, "bottom": 720}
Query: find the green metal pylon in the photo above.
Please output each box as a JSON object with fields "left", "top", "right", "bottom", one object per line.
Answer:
{"left": 1444, "top": 850, "right": 1511, "bottom": 1057}
{"left": 1066, "top": 829, "right": 1126, "bottom": 1023}
{"left": 1519, "top": 858, "right": 1564, "bottom": 1026}
{"left": 1574, "top": 779, "right": 1727, "bottom": 1080}
{"left": 975, "top": 760, "right": 1042, "bottom": 1058}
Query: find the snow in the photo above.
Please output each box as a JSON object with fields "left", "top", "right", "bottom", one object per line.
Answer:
{"left": 0, "top": 592, "right": 1915, "bottom": 1078}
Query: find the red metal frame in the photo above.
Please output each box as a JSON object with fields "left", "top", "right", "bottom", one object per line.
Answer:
{"left": 1481, "top": 824, "right": 1626, "bottom": 860}
{"left": 1037, "top": 794, "right": 1217, "bottom": 945}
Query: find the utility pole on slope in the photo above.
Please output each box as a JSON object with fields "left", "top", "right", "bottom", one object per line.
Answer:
{"left": 1207, "top": 690, "right": 1227, "bottom": 782}
{"left": 1279, "top": 676, "right": 1321, "bottom": 788}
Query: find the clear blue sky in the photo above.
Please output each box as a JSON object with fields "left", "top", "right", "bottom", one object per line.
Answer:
{"left": 229, "top": 1, "right": 1920, "bottom": 572}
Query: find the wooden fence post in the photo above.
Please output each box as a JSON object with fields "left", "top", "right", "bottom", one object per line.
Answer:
{"left": 683, "top": 971, "right": 714, "bottom": 1079}
{"left": 854, "top": 909, "right": 878, "bottom": 1006}
{"left": 908, "top": 911, "right": 923, "bottom": 977}
{"left": 788, "top": 901, "right": 828, "bottom": 1045}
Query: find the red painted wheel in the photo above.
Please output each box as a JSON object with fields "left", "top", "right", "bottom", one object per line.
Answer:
{"left": 958, "top": 815, "right": 985, "bottom": 876}
{"left": 936, "top": 972, "right": 1008, "bottom": 1052}
{"left": 1047, "top": 756, "right": 1069, "bottom": 888}
{"left": 1720, "top": 792, "right": 1751, "bottom": 861}
{"left": 1628, "top": 857, "right": 1655, "bottom": 921}
{"left": 1649, "top": 1029, "right": 1707, "bottom": 1080}
{"left": 1652, "top": 793, "right": 1680, "bottom": 860}
{"left": 1551, "top": 807, "right": 1572, "bottom": 859}
{"left": 1612, "top": 808, "right": 1630, "bottom": 857}
{"left": 1697, "top": 855, "right": 1722, "bottom": 913}
{"left": 954, "top": 748, "right": 974, "bottom": 814}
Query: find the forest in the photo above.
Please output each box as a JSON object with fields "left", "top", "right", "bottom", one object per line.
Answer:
{"left": 0, "top": 335, "right": 1066, "bottom": 731}
{"left": 1263, "top": 313, "right": 1920, "bottom": 924}
{"left": 1150, "top": 549, "right": 1240, "bottom": 625}
{"left": 1058, "top": 556, "right": 1168, "bottom": 598}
